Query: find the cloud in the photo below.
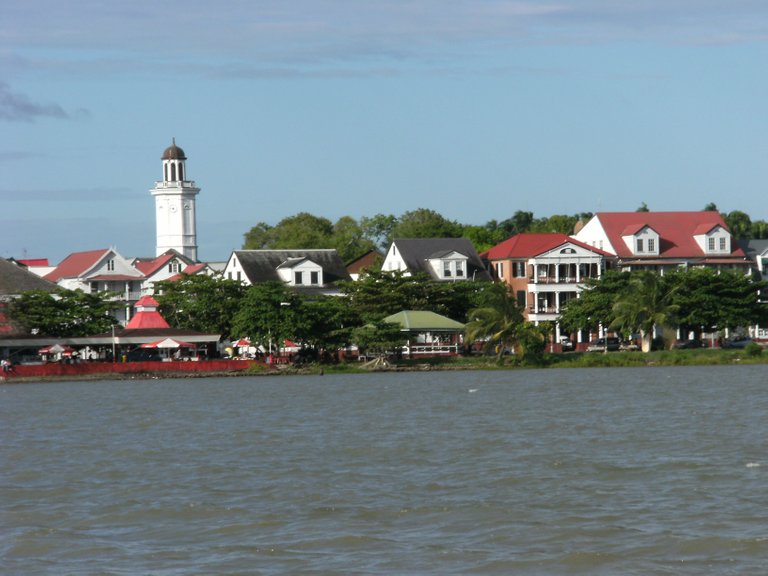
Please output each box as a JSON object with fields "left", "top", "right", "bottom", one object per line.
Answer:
{"left": 0, "top": 82, "right": 70, "bottom": 122}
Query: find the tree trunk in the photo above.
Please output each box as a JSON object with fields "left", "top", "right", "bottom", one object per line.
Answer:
{"left": 641, "top": 331, "right": 653, "bottom": 353}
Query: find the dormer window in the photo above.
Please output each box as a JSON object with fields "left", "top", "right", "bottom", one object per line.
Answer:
{"left": 107, "top": 259, "right": 115, "bottom": 271}
{"left": 636, "top": 239, "right": 644, "bottom": 252}
{"left": 708, "top": 237, "right": 715, "bottom": 251}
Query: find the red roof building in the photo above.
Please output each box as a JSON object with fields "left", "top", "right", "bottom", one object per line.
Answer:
{"left": 573, "top": 211, "right": 751, "bottom": 272}
{"left": 481, "top": 233, "right": 613, "bottom": 346}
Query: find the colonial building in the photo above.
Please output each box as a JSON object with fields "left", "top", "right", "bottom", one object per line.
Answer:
{"left": 573, "top": 211, "right": 751, "bottom": 273}
{"left": 43, "top": 248, "right": 144, "bottom": 324}
{"left": 150, "top": 139, "right": 200, "bottom": 261}
{"left": 482, "top": 233, "right": 612, "bottom": 345}
{"left": 381, "top": 238, "right": 491, "bottom": 282}
{"left": 224, "top": 249, "right": 352, "bottom": 295}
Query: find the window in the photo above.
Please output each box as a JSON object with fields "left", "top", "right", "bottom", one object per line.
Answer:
{"left": 106, "top": 259, "right": 115, "bottom": 271}
{"left": 496, "top": 262, "right": 504, "bottom": 278}
{"left": 648, "top": 238, "right": 655, "bottom": 252}
{"left": 310, "top": 271, "right": 319, "bottom": 285}
{"left": 456, "top": 266, "right": 464, "bottom": 277}
{"left": 516, "top": 290, "right": 527, "bottom": 308}
{"left": 294, "top": 271, "right": 303, "bottom": 284}
{"left": 443, "top": 261, "right": 452, "bottom": 277}
{"left": 228, "top": 272, "right": 232, "bottom": 280}
{"left": 513, "top": 262, "right": 525, "bottom": 278}
{"left": 708, "top": 237, "right": 715, "bottom": 251}
{"left": 168, "top": 262, "right": 180, "bottom": 273}
{"left": 236, "top": 271, "right": 241, "bottom": 282}
{"left": 719, "top": 237, "right": 726, "bottom": 251}
{"left": 636, "top": 239, "right": 644, "bottom": 253}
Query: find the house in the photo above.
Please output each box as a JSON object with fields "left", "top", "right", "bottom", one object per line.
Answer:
{"left": 737, "top": 239, "right": 768, "bottom": 342}
{"left": 381, "top": 238, "right": 492, "bottom": 282}
{"left": 44, "top": 248, "right": 145, "bottom": 324}
{"left": 0, "top": 259, "right": 58, "bottom": 337}
{"left": 573, "top": 211, "right": 751, "bottom": 273}
{"left": 132, "top": 249, "right": 197, "bottom": 292}
{"left": 224, "top": 249, "right": 352, "bottom": 295}
{"left": 481, "top": 233, "right": 613, "bottom": 345}
{"left": 345, "top": 249, "right": 382, "bottom": 281}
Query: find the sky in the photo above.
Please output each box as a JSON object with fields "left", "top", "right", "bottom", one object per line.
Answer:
{"left": 2, "top": 1, "right": 767, "bottom": 264}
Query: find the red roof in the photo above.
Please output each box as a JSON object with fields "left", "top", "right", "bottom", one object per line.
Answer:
{"left": 482, "top": 233, "right": 611, "bottom": 260}
{"left": 44, "top": 249, "right": 110, "bottom": 282}
{"left": 593, "top": 211, "right": 745, "bottom": 259}
{"left": 133, "top": 251, "right": 183, "bottom": 277}
{"left": 17, "top": 258, "right": 49, "bottom": 267}
{"left": 126, "top": 296, "right": 170, "bottom": 329}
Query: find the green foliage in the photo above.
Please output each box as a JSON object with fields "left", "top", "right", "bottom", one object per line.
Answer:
{"left": 744, "top": 342, "right": 762, "bottom": 357}
{"left": 723, "top": 210, "right": 752, "bottom": 239}
{"left": 155, "top": 274, "right": 246, "bottom": 337}
{"left": 292, "top": 295, "right": 360, "bottom": 352}
{"left": 351, "top": 321, "right": 404, "bottom": 355}
{"left": 559, "top": 270, "right": 632, "bottom": 334}
{"left": 9, "top": 289, "right": 117, "bottom": 337}
{"left": 611, "top": 271, "right": 678, "bottom": 352}
{"left": 339, "top": 270, "right": 497, "bottom": 324}
{"left": 231, "top": 282, "right": 300, "bottom": 351}
{"left": 392, "top": 208, "right": 464, "bottom": 239}
{"left": 465, "top": 285, "right": 525, "bottom": 363}
{"left": 667, "top": 268, "right": 768, "bottom": 333}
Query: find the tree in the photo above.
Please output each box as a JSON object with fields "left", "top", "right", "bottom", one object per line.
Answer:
{"left": 558, "top": 271, "right": 632, "bottom": 336}
{"left": 702, "top": 202, "right": 719, "bottom": 212}
{"left": 610, "top": 271, "right": 678, "bottom": 352}
{"left": 360, "top": 213, "right": 398, "bottom": 250}
{"left": 154, "top": 274, "right": 246, "bottom": 337}
{"left": 231, "top": 282, "right": 300, "bottom": 352}
{"left": 331, "top": 216, "right": 376, "bottom": 262}
{"left": 392, "top": 208, "right": 463, "bottom": 239}
{"left": 636, "top": 202, "right": 650, "bottom": 212}
{"left": 242, "top": 213, "right": 335, "bottom": 250}
{"left": 292, "top": 295, "right": 360, "bottom": 358}
{"left": 9, "top": 289, "right": 117, "bottom": 337}
{"left": 351, "top": 321, "right": 405, "bottom": 358}
{"left": 724, "top": 210, "right": 752, "bottom": 239}
{"left": 465, "top": 286, "right": 525, "bottom": 363}
{"left": 668, "top": 269, "right": 768, "bottom": 334}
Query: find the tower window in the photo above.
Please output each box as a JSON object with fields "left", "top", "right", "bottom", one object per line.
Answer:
{"left": 179, "top": 164, "right": 184, "bottom": 181}
{"left": 170, "top": 164, "right": 177, "bottom": 181}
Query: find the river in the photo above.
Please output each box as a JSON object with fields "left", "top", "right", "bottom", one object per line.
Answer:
{"left": 2, "top": 365, "right": 767, "bottom": 575}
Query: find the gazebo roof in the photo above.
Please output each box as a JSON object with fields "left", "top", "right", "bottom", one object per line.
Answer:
{"left": 383, "top": 310, "right": 465, "bottom": 332}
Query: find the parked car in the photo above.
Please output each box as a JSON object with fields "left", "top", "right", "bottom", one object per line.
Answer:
{"left": 587, "top": 337, "right": 620, "bottom": 352}
{"left": 675, "top": 339, "right": 704, "bottom": 349}
{"left": 722, "top": 336, "right": 752, "bottom": 349}
{"left": 559, "top": 337, "right": 575, "bottom": 352}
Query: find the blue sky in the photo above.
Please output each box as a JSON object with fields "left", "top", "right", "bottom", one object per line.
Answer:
{"left": 2, "top": 1, "right": 767, "bottom": 263}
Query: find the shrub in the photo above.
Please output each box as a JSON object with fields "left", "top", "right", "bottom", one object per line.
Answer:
{"left": 744, "top": 342, "right": 763, "bottom": 357}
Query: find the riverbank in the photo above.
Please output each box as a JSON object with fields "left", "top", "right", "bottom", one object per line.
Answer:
{"left": 2, "top": 348, "right": 766, "bottom": 383}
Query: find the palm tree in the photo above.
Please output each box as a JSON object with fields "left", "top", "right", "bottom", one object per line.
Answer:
{"left": 611, "top": 271, "right": 678, "bottom": 352}
{"left": 465, "top": 286, "right": 525, "bottom": 363}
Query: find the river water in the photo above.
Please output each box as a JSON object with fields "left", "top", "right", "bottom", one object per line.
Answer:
{"left": 2, "top": 366, "right": 767, "bottom": 575}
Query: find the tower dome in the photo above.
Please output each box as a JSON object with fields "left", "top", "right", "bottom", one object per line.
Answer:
{"left": 162, "top": 138, "right": 186, "bottom": 160}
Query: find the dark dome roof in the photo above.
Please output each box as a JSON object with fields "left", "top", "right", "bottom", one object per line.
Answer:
{"left": 162, "top": 139, "right": 186, "bottom": 160}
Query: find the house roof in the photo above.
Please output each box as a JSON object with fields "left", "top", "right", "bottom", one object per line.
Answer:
{"left": 383, "top": 310, "right": 465, "bottom": 331}
{"left": 233, "top": 250, "right": 352, "bottom": 285}
{"left": 0, "top": 259, "right": 58, "bottom": 296}
{"left": 133, "top": 249, "right": 194, "bottom": 278}
{"left": 346, "top": 250, "right": 382, "bottom": 275}
{"left": 44, "top": 249, "right": 110, "bottom": 282}
{"left": 738, "top": 239, "right": 768, "bottom": 259}
{"left": 392, "top": 238, "right": 492, "bottom": 281}
{"left": 593, "top": 212, "right": 746, "bottom": 259}
{"left": 482, "top": 233, "right": 611, "bottom": 260}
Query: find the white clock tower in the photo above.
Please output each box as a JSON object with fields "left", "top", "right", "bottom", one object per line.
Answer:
{"left": 150, "top": 139, "right": 200, "bottom": 261}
